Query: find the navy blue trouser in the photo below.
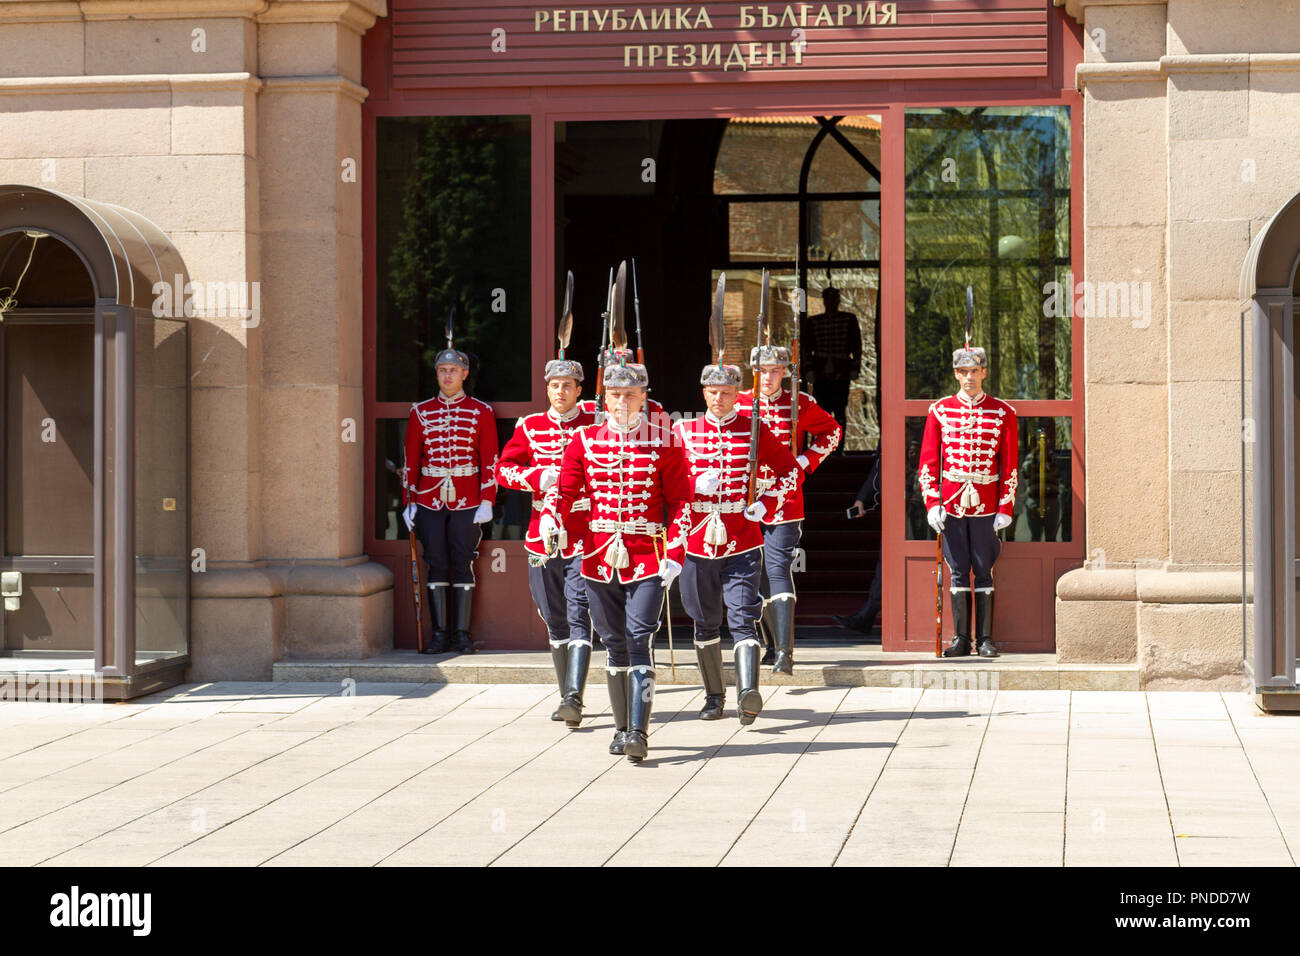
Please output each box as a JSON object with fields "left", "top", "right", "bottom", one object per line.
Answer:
{"left": 415, "top": 506, "right": 482, "bottom": 586}
{"left": 584, "top": 576, "right": 664, "bottom": 668}
{"left": 680, "top": 549, "right": 763, "bottom": 650}
{"left": 758, "top": 520, "right": 802, "bottom": 601}
{"left": 941, "top": 514, "right": 1001, "bottom": 591}
{"left": 528, "top": 556, "right": 592, "bottom": 647}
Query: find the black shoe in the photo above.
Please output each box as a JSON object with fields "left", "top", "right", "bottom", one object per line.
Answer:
{"left": 974, "top": 592, "right": 998, "bottom": 658}
{"left": 623, "top": 730, "right": 648, "bottom": 762}
{"left": 761, "top": 645, "right": 776, "bottom": 665}
{"left": 424, "top": 631, "right": 450, "bottom": 655}
{"left": 977, "top": 640, "right": 1000, "bottom": 658}
{"left": 699, "top": 694, "right": 724, "bottom": 720}
{"left": 831, "top": 613, "right": 864, "bottom": 631}
{"left": 609, "top": 731, "right": 627, "bottom": 755}
{"left": 941, "top": 636, "right": 971, "bottom": 657}
{"left": 454, "top": 631, "right": 475, "bottom": 654}
{"left": 556, "top": 692, "right": 583, "bottom": 727}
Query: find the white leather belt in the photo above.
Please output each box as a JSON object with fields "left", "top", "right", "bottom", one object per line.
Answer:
{"left": 534, "top": 499, "right": 590, "bottom": 511}
{"left": 691, "top": 500, "right": 745, "bottom": 514}
{"left": 942, "top": 469, "right": 997, "bottom": 484}
{"left": 421, "top": 464, "right": 476, "bottom": 477}
{"left": 589, "top": 518, "right": 663, "bottom": 535}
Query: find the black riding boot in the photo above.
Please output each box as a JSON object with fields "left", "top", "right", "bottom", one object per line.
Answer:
{"left": 941, "top": 590, "right": 972, "bottom": 657}
{"left": 607, "top": 668, "right": 629, "bottom": 755}
{"left": 769, "top": 597, "right": 795, "bottom": 675}
{"left": 696, "top": 638, "right": 725, "bottom": 720}
{"left": 556, "top": 640, "right": 591, "bottom": 726}
{"left": 624, "top": 667, "right": 654, "bottom": 763}
{"left": 735, "top": 642, "right": 763, "bottom": 725}
{"left": 452, "top": 585, "right": 476, "bottom": 654}
{"left": 424, "top": 584, "right": 450, "bottom": 655}
{"left": 975, "top": 592, "right": 999, "bottom": 657}
{"left": 759, "top": 603, "right": 776, "bottom": 664}
{"left": 550, "top": 641, "right": 569, "bottom": 721}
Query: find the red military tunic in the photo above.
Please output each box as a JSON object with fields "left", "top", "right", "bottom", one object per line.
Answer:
{"left": 497, "top": 405, "right": 596, "bottom": 558}
{"left": 547, "top": 412, "right": 692, "bottom": 584}
{"left": 402, "top": 392, "right": 499, "bottom": 511}
{"left": 918, "top": 391, "right": 1018, "bottom": 518}
{"left": 672, "top": 411, "right": 800, "bottom": 559}
{"left": 734, "top": 388, "right": 841, "bottom": 524}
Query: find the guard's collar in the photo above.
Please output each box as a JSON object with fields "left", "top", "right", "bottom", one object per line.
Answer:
{"left": 606, "top": 411, "right": 644, "bottom": 433}
{"left": 956, "top": 390, "right": 985, "bottom": 407}
{"left": 705, "top": 409, "right": 738, "bottom": 426}
{"left": 438, "top": 390, "right": 466, "bottom": 404}
{"left": 760, "top": 386, "right": 785, "bottom": 402}
{"left": 548, "top": 404, "right": 581, "bottom": 424}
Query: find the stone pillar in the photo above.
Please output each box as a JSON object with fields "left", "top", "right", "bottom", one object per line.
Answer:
{"left": 256, "top": 0, "right": 391, "bottom": 662}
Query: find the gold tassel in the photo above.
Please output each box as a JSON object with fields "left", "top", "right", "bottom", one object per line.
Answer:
{"left": 605, "top": 530, "right": 630, "bottom": 570}
{"left": 703, "top": 510, "right": 728, "bottom": 547}
{"left": 558, "top": 527, "right": 569, "bottom": 552}
{"left": 440, "top": 477, "right": 456, "bottom": 503}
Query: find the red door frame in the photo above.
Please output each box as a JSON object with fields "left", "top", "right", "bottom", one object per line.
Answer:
{"left": 362, "top": 10, "right": 1085, "bottom": 652}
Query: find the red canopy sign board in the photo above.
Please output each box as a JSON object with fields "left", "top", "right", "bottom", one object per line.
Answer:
{"left": 390, "top": 0, "right": 1050, "bottom": 88}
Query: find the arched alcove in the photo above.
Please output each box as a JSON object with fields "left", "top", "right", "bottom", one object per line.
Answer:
{"left": 0, "top": 185, "right": 192, "bottom": 700}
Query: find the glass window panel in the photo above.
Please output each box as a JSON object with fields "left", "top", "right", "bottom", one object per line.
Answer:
{"left": 135, "top": 315, "right": 189, "bottom": 664}
{"left": 713, "top": 118, "right": 812, "bottom": 194}
{"left": 728, "top": 201, "right": 798, "bottom": 262}
{"left": 905, "top": 106, "right": 1072, "bottom": 400}
{"left": 376, "top": 115, "right": 531, "bottom": 404}
{"left": 806, "top": 116, "right": 881, "bottom": 194}
{"left": 808, "top": 200, "right": 880, "bottom": 264}
{"left": 904, "top": 415, "right": 1072, "bottom": 542}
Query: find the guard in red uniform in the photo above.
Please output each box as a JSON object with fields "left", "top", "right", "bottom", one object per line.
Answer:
{"left": 735, "top": 345, "right": 842, "bottom": 673}
{"left": 542, "top": 361, "right": 691, "bottom": 764}
{"left": 497, "top": 342, "right": 596, "bottom": 726}
{"left": 918, "top": 340, "right": 1018, "bottom": 657}
{"left": 402, "top": 343, "right": 499, "bottom": 655}
{"left": 674, "top": 362, "right": 799, "bottom": 724}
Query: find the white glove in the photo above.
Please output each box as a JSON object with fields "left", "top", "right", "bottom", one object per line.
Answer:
{"left": 927, "top": 506, "right": 946, "bottom": 533}
{"left": 538, "top": 466, "right": 559, "bottom": 492}
{"left": 796, "top": 454, "right": 809, "bottom": 470}
{"left": 744, "top": 500, "right": 767, "bottom": 523}
{"left": 472, "top": 501, "right": 494, "bottom": 524}
{"left": 539, "top": 513, "right": 561, "bottom": 554}
{"left": 694, "top": 469, "right": 721, "bottom": 496}
{"left": 658, "top": 558, "right": 682, "bottom": 588}
{"left": 993, "top": 513, "right": 1013, "bottom": 532}
{"left": 402, "top": 503, "right": 417, "bottom": 532}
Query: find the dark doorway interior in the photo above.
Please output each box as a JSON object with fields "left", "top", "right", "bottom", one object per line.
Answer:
{"left": 554, "top": 116, "right": 882, "bottom": 630}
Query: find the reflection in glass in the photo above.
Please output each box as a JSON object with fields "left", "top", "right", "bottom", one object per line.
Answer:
{"left": 905, "top": 106, "right": 1072, "bottom": 401}
{"left": 905, "top": 415, "right": 1072, "bottom": 542}
{"left": 377, "top": 116, "right": 531, "bottom": 404}
{"left": 135, "top": 316, "right": 189, "bottom": 664}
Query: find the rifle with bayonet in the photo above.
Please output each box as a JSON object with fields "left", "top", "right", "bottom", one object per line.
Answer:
{"left": 595, "top": 266, "right": 613, "bottom": 414}
{"left": 746, "top": 269, "right": 769, "bottom": 507}
{"left": 632, "top": 257, "right": 645, "bottom": 365}
{"left": 790, "top": 251, "right": 803, "bottom": 456}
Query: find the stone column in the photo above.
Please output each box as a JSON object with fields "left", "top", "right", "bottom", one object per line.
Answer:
{"left": 255, "top": 0, "right": 392, "bottom": 662}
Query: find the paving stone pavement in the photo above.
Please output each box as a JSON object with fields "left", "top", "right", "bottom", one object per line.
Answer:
{"left": 0, "top": 682, "right": 1296, "bottom": 867}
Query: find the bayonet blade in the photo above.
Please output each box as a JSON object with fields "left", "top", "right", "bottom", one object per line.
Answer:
{"left": 965, "top": 285, "right": 974, "bottom": 347}
{"left": 611, "top": 260, "right": 628, "bottom": 352}
{"left": 709, "top": 272, "right": 726, "bottom": 362}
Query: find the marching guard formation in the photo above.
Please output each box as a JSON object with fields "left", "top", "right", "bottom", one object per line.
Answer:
{"left": 402, "top": 266, "right": 1018, "bottom": 764}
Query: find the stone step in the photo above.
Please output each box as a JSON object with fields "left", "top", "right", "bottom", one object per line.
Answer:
{"left": 272, "top": 648, "right": 1137, "bottom": 691}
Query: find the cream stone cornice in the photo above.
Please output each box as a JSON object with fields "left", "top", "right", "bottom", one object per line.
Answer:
{"left": 0, "top": 0, "right": 386, "bottom": 29}
{"left": 1076, "top": 53, "right": 1300, "bottom": 89}
{"left": 0, "top": 70, "right": 261, "bottom": 94}
{"left": 1054, "top": 0, "right": 1166, "bottom": 27}
{"left": 261, "top": 73, "right": 368, "bottom": 102}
